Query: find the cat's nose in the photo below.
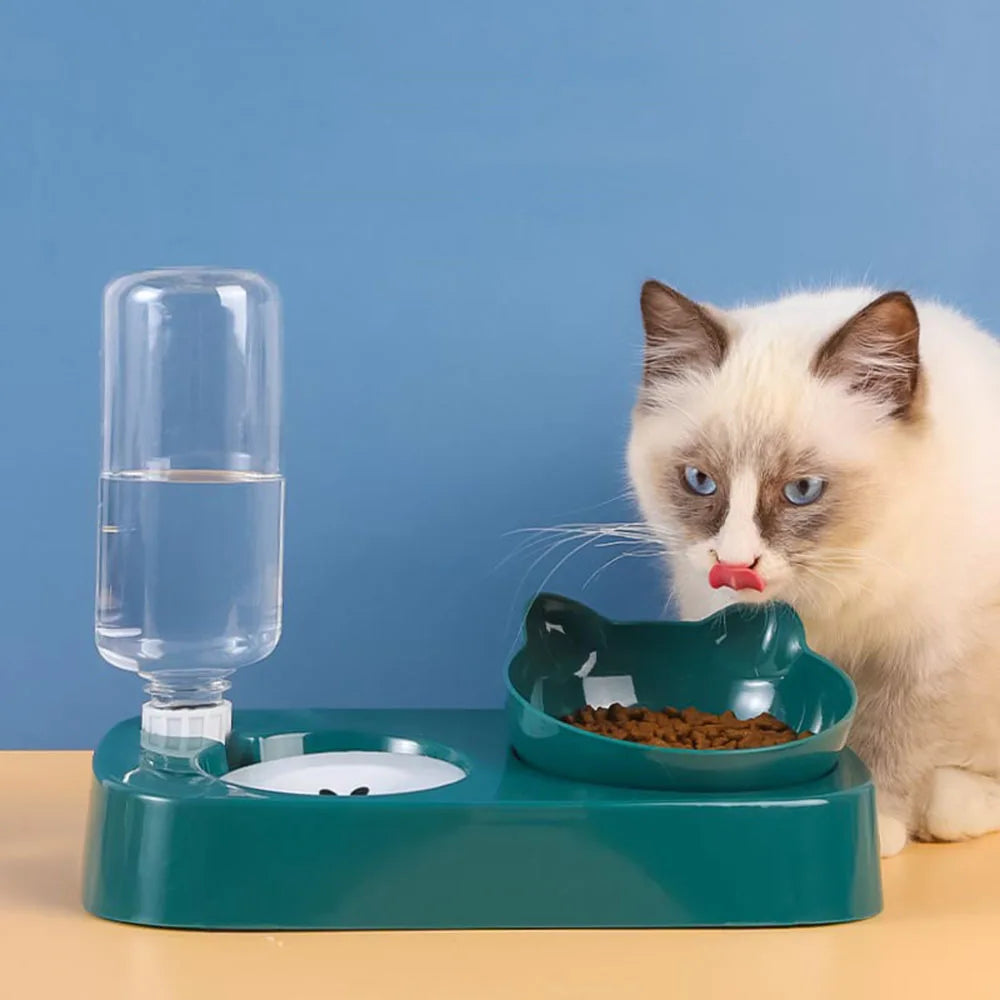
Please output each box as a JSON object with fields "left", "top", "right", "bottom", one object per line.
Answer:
{"left": 709, "top": 559, "right": 765, "bottom": 592}
{"left": 712, "top": 558, "right": 760, "bottom": 571}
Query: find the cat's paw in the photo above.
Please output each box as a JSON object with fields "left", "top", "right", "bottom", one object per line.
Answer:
{"left": 878, "top": 812, "right": 908, "bottom": 858}
{"left": 922, "top": 766, "right": 1000, "bottom": 842}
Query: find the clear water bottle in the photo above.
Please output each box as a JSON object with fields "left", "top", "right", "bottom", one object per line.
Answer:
{"left": 96, "top": 268, "right": 284, "bottom": 740}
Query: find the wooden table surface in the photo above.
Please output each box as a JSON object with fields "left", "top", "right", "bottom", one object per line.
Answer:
{"left": 3, "top": 751, "right": 998, "bottom": 999}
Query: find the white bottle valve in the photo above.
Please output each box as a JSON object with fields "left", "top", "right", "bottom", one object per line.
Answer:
{"left": 141, "top": 700, "right": 233, "bottom": 745}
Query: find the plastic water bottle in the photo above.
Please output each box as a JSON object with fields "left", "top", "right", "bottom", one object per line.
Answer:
{"left": 95, "top": 268, "right": 284, "bottom": 741}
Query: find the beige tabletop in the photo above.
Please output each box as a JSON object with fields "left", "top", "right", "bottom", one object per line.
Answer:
{"left": 2, "top": 752, "right": 997, "bottom": 1000}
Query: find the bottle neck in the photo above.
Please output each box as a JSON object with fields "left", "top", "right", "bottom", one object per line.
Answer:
{"left": 144, "top": 675, "right": 231, "bottom": 710}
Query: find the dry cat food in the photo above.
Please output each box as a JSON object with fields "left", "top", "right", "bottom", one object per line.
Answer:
{"left": 562, "top": 704, "right": 813, "bottom": 749}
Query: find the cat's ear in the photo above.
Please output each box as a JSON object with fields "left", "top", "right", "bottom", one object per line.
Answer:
{"left": 640, "top": 280, "right": 728, "bottom": 384}
{"left": 811, "top": 291, "right": 921, "bottom": 419}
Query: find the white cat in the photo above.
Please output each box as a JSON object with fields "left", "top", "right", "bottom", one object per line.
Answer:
{"left": 627, "top": 281, "right": 1000, "bottom": 857}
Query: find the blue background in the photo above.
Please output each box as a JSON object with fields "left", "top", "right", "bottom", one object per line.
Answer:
{"left": 2, "top": 1, "right": 998, "bottom": 747}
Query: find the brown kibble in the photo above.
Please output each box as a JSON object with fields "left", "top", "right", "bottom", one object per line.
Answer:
{"left": 562, "top": 704, "right": 810, "bottom": 750}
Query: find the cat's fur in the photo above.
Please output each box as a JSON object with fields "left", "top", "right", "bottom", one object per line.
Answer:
{"left": 627, "top": 281, "right": 1000, "bottom": 856}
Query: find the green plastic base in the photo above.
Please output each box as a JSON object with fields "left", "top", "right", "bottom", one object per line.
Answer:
{"left": 83, "top": 709, "right": 882, "bottom": 929}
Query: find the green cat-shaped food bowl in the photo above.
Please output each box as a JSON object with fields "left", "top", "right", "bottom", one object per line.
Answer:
{"left": 507, "top": 595, "right": 857, "bottom": 792}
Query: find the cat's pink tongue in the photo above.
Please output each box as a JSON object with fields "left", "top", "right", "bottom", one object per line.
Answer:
{"left": 709, "top": 563, "right": 765, "bottom": 593}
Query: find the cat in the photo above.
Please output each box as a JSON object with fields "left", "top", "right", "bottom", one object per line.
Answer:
{"left": 627, "top": 280, "right": 1000, "bottom": 857}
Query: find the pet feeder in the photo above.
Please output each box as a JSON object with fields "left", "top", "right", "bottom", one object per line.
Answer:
{"left": 83, "top": 270, "right": 881, "bottom": 929}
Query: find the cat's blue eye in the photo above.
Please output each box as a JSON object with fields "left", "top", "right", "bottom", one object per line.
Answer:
{"left": 683, "top": 465, "right": 717, "bottom": 496}
{"left": 783, "top": 476, "right": 826, "bottom": 506}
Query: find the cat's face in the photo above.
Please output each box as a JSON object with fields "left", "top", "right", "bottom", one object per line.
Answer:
{"left": 627, "top": 282, "right": 922, "bottom": 611}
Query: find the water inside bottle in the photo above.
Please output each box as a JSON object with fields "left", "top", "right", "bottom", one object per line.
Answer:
{"left": 95, "top": 470, "right": 284, "bottom": 679}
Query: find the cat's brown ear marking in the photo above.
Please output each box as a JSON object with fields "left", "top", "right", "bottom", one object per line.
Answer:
{"left": 640, "top": 280, "right": 728, "bottom": 385}
{"left": 811, "top": 291, "right": 921, "bottom": 419}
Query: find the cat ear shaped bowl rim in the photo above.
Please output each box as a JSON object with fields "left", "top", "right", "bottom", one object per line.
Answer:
{"left": 505, "top": 595, "right": 857, "bottom": 792}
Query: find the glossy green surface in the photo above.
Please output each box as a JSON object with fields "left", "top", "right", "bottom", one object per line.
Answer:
{"left": 507, "top": 596, "right": 856, "bottom": 791}
{"left": 83, "top": 709, "right": 881, "bottom": 929}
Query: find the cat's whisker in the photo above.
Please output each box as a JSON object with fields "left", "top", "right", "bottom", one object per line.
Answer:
{"left": 504, "top": 523, "right": 659, "bottom": 598}
{"left": 498, "top": 531, "right": 612, "bottom": 665}
{"left": 581, "top": 548, "right": 656, "bottom": 590}
{"left": 548, "top": 488, "right": 639, "bottom": 519}
{"left": 814, "top": 547, "right": 886, "bottom": 561}
{"left": 490, "top": 531, "right": 581, "bottom": 573}
{"left": 496, "top": 517, "right": 671, "bottom": 662}
{"left": 529, "top": 534, "right": 613, "bottom": 605}
{"left": 794, "top": 561, "right": 838, "bottom": 591}
{"left": 494, "top": 523, "right": 658, "bottom": 573}
{"left": 808, "top": 554, "right": 901, "bottom": 585}
{"left": 499, "top": 527, "right": 597, "bottom": 554}
{"left": 505, "top": 522, "right": 663, "bottom": 544}
{"left": 510, "top": 532, "right": 595, "bottom": 592}
{"left": 661, "top": 576, "right": 682, "bottom": 619}
{"left": 793, "top": 561, "right": 877, "bottom": 606}
{"left": 816, "top": 549, "right": 905, "bottom": 578}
